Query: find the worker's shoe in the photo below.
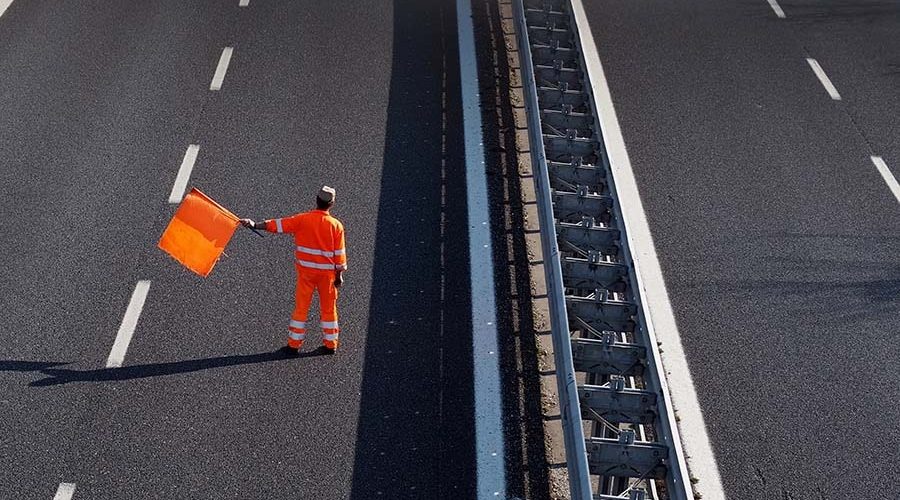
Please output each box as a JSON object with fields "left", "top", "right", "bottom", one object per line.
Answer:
{"left": 322, "top": 339, "right": 338, "bottom": 354}
{"left": 279, "top": 345, "right": 300, "bottom": 357}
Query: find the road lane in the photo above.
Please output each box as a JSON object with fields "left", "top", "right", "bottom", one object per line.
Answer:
{"left": 1, "top": 0, "right": 481, "bottom": 498}
{"left": 0, "top": 2, "right": 232, "bottom": 497}
{"left": 581, "top": 1, "right": 900, "bottom": 498}
{"left": 784, "top": 0, "right": 900, "bottom": 209}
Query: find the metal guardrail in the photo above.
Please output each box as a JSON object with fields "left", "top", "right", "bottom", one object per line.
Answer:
{"left": 511, "top": 1, "right": 694, "bottom": 498}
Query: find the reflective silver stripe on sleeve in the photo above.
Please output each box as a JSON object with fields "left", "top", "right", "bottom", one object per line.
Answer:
{"left": 296, "top": 246, "right": 334, "bottom": 257}
{"left": 275, "top": 218, "right": 284, "bottom": 233}
{"left": 288, "top": 331, "right": 306, "bottom": 341}
{"left": 296, "top": 260, "right": 336, "bottom": 270}
{"left": 335, "top": 264, "right": 347, "bottom": 271}
{"left": 320, "top": 320, "right": 339, "bottom": 329}
{"left": 323, "top": 333, "right": 339, "bottom": 341}
{"left": 289, "top": 320, "right": 306, "bottom": 329}
{"left": 333, "top": 249, "right": 345, "bottom": 256}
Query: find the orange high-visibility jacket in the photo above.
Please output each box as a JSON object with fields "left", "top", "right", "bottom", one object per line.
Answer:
{"left": 265, "top": 210, "right": 347, "bottom": 273}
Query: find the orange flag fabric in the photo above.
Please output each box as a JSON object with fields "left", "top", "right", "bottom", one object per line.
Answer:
{"left": 158, "top": 188, "right": 239, "bottom": 277}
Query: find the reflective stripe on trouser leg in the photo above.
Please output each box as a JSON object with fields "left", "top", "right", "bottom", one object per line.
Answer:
{"left": 322, "top": 321, "right": 339, "bottom": 342}
{"left": 289, "top": 273, "right": 315, "bottom": 348}
{"left": 287, "top": 328, "right": 306, "bottom": 348}
{"left": 316, "top": 272, "right": 339, "bottom": 348}
{"left": 322, "top": 328, "right": 339, "bottom": 349}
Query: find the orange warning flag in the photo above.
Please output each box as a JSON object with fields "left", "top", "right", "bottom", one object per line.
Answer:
{"left": 158, "top": 188, "right": 239, "bottom": 277}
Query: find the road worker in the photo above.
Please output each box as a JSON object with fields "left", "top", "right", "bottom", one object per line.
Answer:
{"left": 239, "top": 186, "right": 347, "bottom": 354}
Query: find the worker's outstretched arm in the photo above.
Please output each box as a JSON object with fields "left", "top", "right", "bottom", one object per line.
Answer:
{"left": 239, "top": 218, "right": 294, "bottom": 233}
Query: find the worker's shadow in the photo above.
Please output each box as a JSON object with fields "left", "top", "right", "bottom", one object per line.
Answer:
{"left": 1, "top": 347, "right": 329, "bottom": 387}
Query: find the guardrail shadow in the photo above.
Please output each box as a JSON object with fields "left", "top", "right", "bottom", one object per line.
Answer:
{"left": 349, "top": 0, "right": 476, "bottom": 498}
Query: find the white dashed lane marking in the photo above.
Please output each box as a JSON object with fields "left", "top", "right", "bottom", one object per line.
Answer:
{"left": 871, "top": 156, "right": 900, "bottom": 204}
{"left": 210, "top": 47, "right": 233, "bottom": 91}
{"left": 52, "top": 483, "right": 76, "bottom": 500}
{"left": 806, "top": 58, "right": 842, "bottom": 100}
{"left": 0, "top": 0, "right": 14, "bottom": 18}
{"left": 767, "top": 0, "right": 786, "bottom": 18}
{"left": 106, "top": 280, "right": 151, "bottom": 368}
{"left": 168, "top": 144, "right": 200, "bottom": 204}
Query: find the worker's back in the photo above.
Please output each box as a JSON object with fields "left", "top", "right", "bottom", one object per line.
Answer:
{"left": 278, "top": 210, "right": 346, "bottom": 273}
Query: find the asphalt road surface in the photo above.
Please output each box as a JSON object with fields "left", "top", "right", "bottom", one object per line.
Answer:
{"left": 0, "top": 1, "right": 485, "bottom": 498}
{"left": 583, "top": 0, "right": 900, "bottom": 498}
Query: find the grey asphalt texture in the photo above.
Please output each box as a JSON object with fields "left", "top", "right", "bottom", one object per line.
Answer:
{"left": 0, "top": 1, "right": 481, "bottom": 498}
{"left": 583, "top": 0, "right": 900, "bottom": 498}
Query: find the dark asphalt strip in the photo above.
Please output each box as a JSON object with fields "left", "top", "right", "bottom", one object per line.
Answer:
{"left": 348, "top": 0, "right": 477, "bottom": 497}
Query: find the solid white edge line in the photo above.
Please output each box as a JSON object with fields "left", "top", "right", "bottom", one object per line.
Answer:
{"left": 569, "top": 2, "right": 728, "bottom": 499}
{"left": 456, "top": 0, "right": 507, "bottom": 497}
{"left": 106, "top": 280, "right": 151, "bottom": 368}
{"left": 871, "top": 156, "right": 900, "bottom": 204}
{"left": 806, "top": 58, "right": 842, "bottom": 101}
{"left": 210, "top": 47, "right": 233, "bottom": 91}
{"left": 168, "top": 144, "right": 200, "bottom": 204}
{"left": 53, "top": 483, "right": 76, "bottom": 500}
{"left": 239, "top": 0, "right": 249, "bottom": 6}
{"left": 767, "top": 0, "right": 786, "bottom": 18}
{"left": 0, "top": 0, "right": 14, "bottom": 18}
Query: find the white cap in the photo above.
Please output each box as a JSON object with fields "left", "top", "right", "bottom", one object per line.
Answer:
{"left": 318, "top": 185, "right": 336, "bottom": 203}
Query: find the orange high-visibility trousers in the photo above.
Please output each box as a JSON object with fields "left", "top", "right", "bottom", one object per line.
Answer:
{"left": 287, "top": 269, "right": 339, "bottom": 349}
